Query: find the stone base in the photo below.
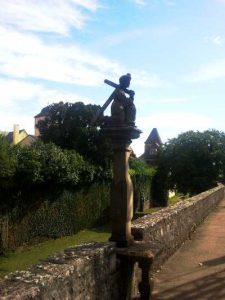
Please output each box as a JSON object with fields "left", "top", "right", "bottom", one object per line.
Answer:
{"left": 102, "top": 125, "right": 142, "bottom": 142}
{"left": 116, "top": 241, "right": 154, "bottom": 300}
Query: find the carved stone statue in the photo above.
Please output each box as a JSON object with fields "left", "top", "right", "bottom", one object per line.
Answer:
{"left": 91, "top": 74, "right": 136, "bottom": 127}
{"left": 111, "top": 73, "right": 136, "bottom": 126}
{"left": 99, "top": 74, "right": 142, "bottom": 248}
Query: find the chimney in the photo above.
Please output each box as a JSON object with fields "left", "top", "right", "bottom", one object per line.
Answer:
{"left": 13, "top": 124, "right": 20, "bottom": 145}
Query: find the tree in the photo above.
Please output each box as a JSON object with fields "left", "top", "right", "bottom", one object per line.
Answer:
{"left": 0, "top": 135, "right": 17, "bottom": 189}
{"left": 158, "top": 130, "right": 225, "bottom": 196}
{"left": 36, "top": 102, "right": 112, "bottom": 168}
{"left": 12, "top": 142, "right": 96, "bottom": 189}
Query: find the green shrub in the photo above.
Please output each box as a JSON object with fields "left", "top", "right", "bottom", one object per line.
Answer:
{"left": 129, "top": 158, "right": 156, "bottom": 212}
{"left": 27, "top": 183, "right": 110, "bottom": 241}
{"left": 0, "top": 183, "right": 110, "bottom": 250}
{"left": 13, "top": 142, "right": 95, "bottom": 188}
{"left": 0, "top": 135, "right": 17, "bottom": 189}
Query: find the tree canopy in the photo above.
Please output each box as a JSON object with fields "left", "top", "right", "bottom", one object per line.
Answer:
{"left": 0, "top": 135, "right": 17, "bottom": 189}
{"left": 36, "top": 102, "right": 112, "bottom": 167}
{"left": 158, "top": 130, "right": 225, "bottom": 195}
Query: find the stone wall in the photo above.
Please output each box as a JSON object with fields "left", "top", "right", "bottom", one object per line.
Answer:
{"left": 0, "top": 185, "right": 224, "bottom": 299}
{"left": 0, "top": 242, "right": 121, "bottom": 300}
{"left": 132, "top": 184, "right": 225, "bottom": 271}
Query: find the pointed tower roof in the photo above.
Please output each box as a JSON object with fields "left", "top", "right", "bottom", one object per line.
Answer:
{"left": 145, "top": 128, "right": 162, "bottom": 145}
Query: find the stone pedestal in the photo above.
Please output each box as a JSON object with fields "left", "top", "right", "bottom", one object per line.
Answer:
{"left": 102, "top": 126, "right": 141, "bottom": 247}
{"left": 116, "top": 241, "right": 154, "bottom": 299}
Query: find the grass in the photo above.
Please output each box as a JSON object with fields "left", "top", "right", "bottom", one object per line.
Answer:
{"left": 0, "top": 194, "right": 184, "bottom": 279}
{"left": 134, "top": 207, "right": 161, "bottom": 218}
{"left": 0, "top": 227, "right": 110, "bottom": 279}
{"left": 169, "top": 193, "right": 189, "bottom": 205}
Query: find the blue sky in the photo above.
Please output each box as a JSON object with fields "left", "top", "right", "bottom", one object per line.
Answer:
{"left": 1, "top": 0, "right": 225, "bottom": 155}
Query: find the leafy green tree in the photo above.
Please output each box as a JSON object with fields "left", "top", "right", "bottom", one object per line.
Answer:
{"left": 0, "top": 141, "right": 100, "bottom": 211}
{"left": 0, "top": 135, "right": 17, "bottom": 189}
{"left": 36, "top": 102, "right": 112, "bottom": 167}
{"left": 158, "top": 130, "right": 225, "bottom": 196}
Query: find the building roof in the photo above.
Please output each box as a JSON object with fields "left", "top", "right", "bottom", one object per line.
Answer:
{"left": 5, "top": 130, "right": 37, "bottom": 146}
{"left": 19, "top": 135, "right": 38, "bottom": 146}
{"left": 34, "top": 106, "right": 51, "bottom": 118}
{"left": 145, "top": 128, "right": 162, "bottom": 145}
{"left": 5, "top": 129, "right": 27, "bottom": 144}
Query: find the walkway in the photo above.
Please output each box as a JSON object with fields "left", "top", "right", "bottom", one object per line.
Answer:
{"left": 152, "top": 198, "right": 225, "bottom": 300}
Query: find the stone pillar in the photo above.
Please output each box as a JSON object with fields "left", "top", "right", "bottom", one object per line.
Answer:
{"left": 102, "top": 126, "right": 141, "bottom": 248}
{"left": 110, "top": 140, "right": 133, "bottom": 247}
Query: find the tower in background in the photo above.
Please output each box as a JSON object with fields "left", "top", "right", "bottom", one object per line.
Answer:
{"left": 140, "top": 128, "right": 162, "bottom": 166}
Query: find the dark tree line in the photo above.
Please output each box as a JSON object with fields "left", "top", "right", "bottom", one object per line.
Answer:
{"left": 157, "top": 130, "right": 225, "bottom": 196}
{"left": 36, "top": 101, "right": 112, "bottom": 168}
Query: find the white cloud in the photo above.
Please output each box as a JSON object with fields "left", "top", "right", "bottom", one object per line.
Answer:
{"left": 132, "top": 70, "right": 169, "bottom": 88}
{"left": 0, "top": 26, "right": 165, "bottom": 88}
{"left": 0, "top": 113, "right": 33, "bottom": 135}
{"left": 132, "top": 0, "right": 147, "bottom": 5}
{"left": 0, "top": 26, "right": 123, "bottom": 86}
{"left": 0, "top": 79, "right": 42, "bottom": 107}
{"left": 70, "top": 0, "right": 100, "bottom": 11}
{"left": 145, "top": 112, "right": 212, "bottom": 132}
{"left": 0, "top": 78, "right": 91, "bottom": 134}
{"left": 205, "top": 35, "right": 223, "bottom": 46}
{"left": 187, "top": 59, "right": 225, "bottom": 82}
{"left": 0, "top": 0, "right": 100, "bottom": 34}
{"left": 132, "top": 111, "right": 213, "bottom": 156}
{"left": 212, "top": 36, "right": 223, "bottom": 45}
{"left": 0, "top": 0, "right": 168, "bottom": 138}
{"left": 131, "top": 0, "right": 175, "bottom": 6}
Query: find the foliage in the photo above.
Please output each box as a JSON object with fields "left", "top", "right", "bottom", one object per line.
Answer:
{"left": 0, "top": 183, "right": 110, "bottom": 251}
{"left": 0, "top": 141, "right": 99, "bottom": 192}
{"left": 0, "top": 135, "right": 17, "bottom": 189}
{"left": 129, "top": 157, "right": 156, "bottom": 177}
{"left": 129, "top": 158, "right": 156, "bottom": 211}
{"left": 150, "top": 171, "right": 168, "bottom": 207}
{"left": 158, "top": 130, "right": 225, "bottom": 196}
{"left": 36, "top": 101, "right": 112, "bottom": 167}
{"left": 13, "top": 142, "right": 94, "bottom": 188}
{"left": 134, "top": 193, "right": 182, "bottom": 218}
{"left": 0, "top": 132, "right": 111, "bottom": 250}
{"left": 28, "top": 185, "right": 110, "bottom": 239}
{"left": 0, "top": 141, "right": 104, "bottom": 215}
